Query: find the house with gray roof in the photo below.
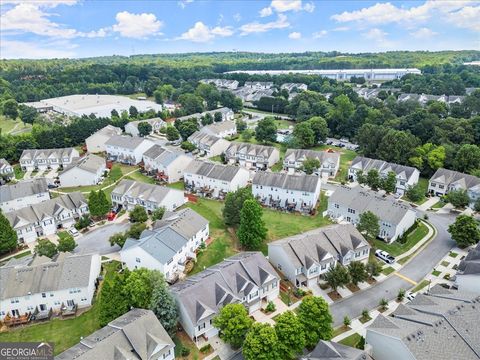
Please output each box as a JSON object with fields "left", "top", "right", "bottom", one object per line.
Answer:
{"left": 176, "top": 107, "right": 234, "bottom": 123}
{"left": 454, "top": 242, "right": 480, "bottom": 294}
{"left": 0, "top": 158, "right": 14, "bottom": 181}
{"left": 183, "top": 160, "right": 250, "bottom": 199}
{"left": 20, "top": 148, "right": 79, "bottom": 172}
{"left": 428, "top": 168, "right": 480, "bottom": 206}
{"left": 143, "top": 144, "right": 193, "bottom": 183}
{"left": 280, "top": 82, "right": 307, "bottom": 93}
{"left": 199, "top": 120, "right": 237, "bottom": 138}
{"left": 301, "top": 340, "right": 372, "bottom": 360}
{"left": 5, "top": 192, "right": 88, "bottom": 244}
{"left": 244, "top": 81, "right": 274, "bottom": 90}
{"left": 188, "top": 131, "right": 231, "bottom": 158}
{"left": 284, "top": 149, "right": 340, "bottom": 178}
{"left": 125, "top": 118, "right": 166, "bottom": 137}
{"left": 169, "top": 252, "right": 280, "bottom": 343}
{"left": 327, "top": 186, "right": 416, "bottom": 243}
{"left": 349, "top": 156, "right": 420, "bottom": 195}
{"left": 225, "top": 142, "right": 280, "bottom": 170}
{"left": 111, "top": 179, "right": 185, "bottom": 212}
{"left": 0, "top": 177, "right": 50, "bottom": 212}
{"left": 200, "top": 79, "right": 239, "bottom": 90}
{"left": 85, "top": 125, "right": 122, "bottom": 153}
{"left": 105, "top": 135, "right": 154, "bottom": 165}
{"left": 366, "top": 285, "right": 480, "bottom": 360}
{"left": 56, "top": 308, "right": 175, "bottom": 360}
{"left": 120, "top": 208, "right": 209, "bottom": 282}
{"left": 268, "top": 224, "right": 370, "bottom": 288}
{"left": 253, "top": 172, "right": 321, "bottom": 212}
{"left": 0, "top": 252, "right": 100, "bottom": 321}
{"left": 398, "top": 93, "right": 466, "bottom": 105}
{"left": 58, "top": 154, "right": 106, "bottom": 187}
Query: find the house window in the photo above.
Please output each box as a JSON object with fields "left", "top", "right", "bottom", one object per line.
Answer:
{"left": 42, "top": 293, "right": 46, "bottom": 298}
{"left": 334, "top": 204, "right": 339, "bottom": 209}
{"left": 136, "top": 257, "right": 141, "bottom": 263}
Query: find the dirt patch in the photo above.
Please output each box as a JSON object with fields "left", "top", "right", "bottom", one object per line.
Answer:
{"left": 346, "top": 283, "right": 360, "bottom": 292}
{"left": 367, "top": 278, "right": 377, "bottom": 285}
{"left": 327, "top": 291, "right": 342, "bottom": 301}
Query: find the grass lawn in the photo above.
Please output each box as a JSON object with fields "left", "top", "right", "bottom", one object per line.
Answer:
{"left": 13, "top": 164, "right": 25, "bottom": 180}
{"left": 173, "top": 331, "right": 202, "bottom": 360}
{"left": 209, "top": 155, "right": 223, "bottom": 163}
{"left": 449, "top": 251, "right": 459, "bottom": 258}
{"left": 0, "top": 261, "right": 120, "bottom": 355}
{"left": 404, "top": 178, "right": 429, "bottom": 205}
{"left": 0, "top": 116, "right": 32, "bottom": 134}
{"left": 412, "top": 279, "right": 430, "bottom": 293}
{"left": 0, "top": 249, "right": 32, "bottom": 266}
{"left": 432, "top": 270, "right": 441, "bottom": 276}
{"left": 312, "top": 144, "right": 357, "bottom": 182}
{"left": 382, "top": 266, "right": 395, "bottom": 276}
{"left": 167, "top": 181, "right": 185, "bottom": 190}
{"left": 57, "top": 231, "right": 73, "bottom": 241}
{"left": 275, "top": 119, "right": 295, "bottom": 129}
{"left": 339, "top": 333, "right": 363, "bottom": 348}
{"left": 333, "top": 325, "right": 351, "bottom": 338}
{"left": 441, "top": 261, "right": 450, "bottom": 267}
{"left": 243, "top": 107, "right": 291, "bottom": 118}
{"left": 373, "top": 221, "right": 430, "bottom": 257}
{"left": 432, "top": 199, "right": 447, "bottom": 209}
{"left": 125, "top": 170, "right": 156, "bottom": 184}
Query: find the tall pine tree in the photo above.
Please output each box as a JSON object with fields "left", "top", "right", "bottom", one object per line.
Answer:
{"left": 98, "top": 272, "right": 129, "bottom": 326}
{"left": 0, "top": 210, "right": 17, "bottom": 254}
{"left": 237, "top": 199, "right": 267, "bottom": 250}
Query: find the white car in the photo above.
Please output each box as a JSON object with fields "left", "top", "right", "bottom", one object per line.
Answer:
{"left": 68, "top": 228, "right": 80, "bottom": 237}
{"left": 375, "top": 249, "right": 396, "bottom": 264}
{"left": 406, "top": 292, "right": 416, "bottom": 301}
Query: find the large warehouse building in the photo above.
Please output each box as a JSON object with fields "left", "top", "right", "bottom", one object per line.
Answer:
{"left": 24, "top": 94, "right": 163, "bottom": 118}
{"left": 225, "top": 68, "right": 421, "bottom": 81}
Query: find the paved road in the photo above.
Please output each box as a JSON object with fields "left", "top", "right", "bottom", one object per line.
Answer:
{"left": 330, "top": 211, "right": 456, "bottom": 326}
{"left": 74, "top": 222, "right": 131, "bottom": 255}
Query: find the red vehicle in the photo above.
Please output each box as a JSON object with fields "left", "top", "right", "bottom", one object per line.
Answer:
{"left": 107, "top": 211, "right": 116, "bottom": 221}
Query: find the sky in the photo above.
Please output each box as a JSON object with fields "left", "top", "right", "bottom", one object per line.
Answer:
{"left": 0, "top": 0, "right": 479, "bottom": 59}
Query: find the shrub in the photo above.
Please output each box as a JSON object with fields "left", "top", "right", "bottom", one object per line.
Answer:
{"left": 343, "top": 315, "right": 351, "bottom": 327}
{"left": 362, "top": 309, "right": 370, "bottom": 319}
{"left": 180, "top": 347, "right": 190, "bottom": 357}
{"left": 397, "top": 288, "right": 405, "bottom": 301}
{"left": 379, "top": 298, "right": 389, "bottom": 311}
{"left": 199, "top": 344, "right": 212, "bottom": 353}
{"left": 265, "top": 301, "right": 276, "bottom": 313}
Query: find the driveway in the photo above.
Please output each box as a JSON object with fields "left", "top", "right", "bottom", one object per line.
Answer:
{"left": 74, "top": 222, "right": 131, "bottom": 255}
{"left": 329, "top": 211, "right": 456, "bottom": 326}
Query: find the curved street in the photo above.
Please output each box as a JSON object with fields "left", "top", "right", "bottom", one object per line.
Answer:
{"left": 330, "top": 211, "right": 456, "bottom": 326}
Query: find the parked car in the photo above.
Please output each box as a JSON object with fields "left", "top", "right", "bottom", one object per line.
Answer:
{"left": 68, "top": 228, "right": 80, "bottom": 237}
{"left": 47, "top": 183, "right": 58, "bottom": 189}
{"left": 375, "top": 249, "right": 396, "bottom": 264}
{"left": 406, "top": 292, "right": 416, "bottom": 301}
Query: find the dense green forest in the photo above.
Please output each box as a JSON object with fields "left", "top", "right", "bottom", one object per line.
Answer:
{"left": 0, "top": 50, "right": 479, "bottom": 178}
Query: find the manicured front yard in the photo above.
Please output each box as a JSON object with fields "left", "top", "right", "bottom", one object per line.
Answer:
{"left": 339, "top": 333, "right": 363, "bottom": 348}
{"left": 333, "top": 325, "right": 351, "bottom": 338}
{"left": 412, "top": 279, "right": 430, "bottom": 293}
{"left": 404, "top": 178, "right": 429, "bottom": 205}
{"left": 373, "top": 221, "right": 430, "bottom": 257}
{"left": 449, "top": 251, "right": 458, "bottom": 258}
{"left": 382, "top": 266, "right": 395, "bottom": 276}
{"left": 0, "top": 261, "right": 120, "bottom": 355}
{"left": 431, "top": 270, "right": 441, "bottom": 276}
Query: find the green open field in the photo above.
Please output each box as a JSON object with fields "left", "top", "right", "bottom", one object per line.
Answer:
{"left": 0, "top": 116, "right": 32, "bottom": 135}
{"left": 373, "top": 221, "right": 430, "bottom": 257}
{"left": 0, "top": 262, "right": 120, "bottom": 355}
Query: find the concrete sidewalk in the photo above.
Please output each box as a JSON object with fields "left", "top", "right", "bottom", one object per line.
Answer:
{"left": 395, "top": 220, "right": 435, "bottom": 262}
{"left": 416, "top": 196, "right": 439, "bottom": 211}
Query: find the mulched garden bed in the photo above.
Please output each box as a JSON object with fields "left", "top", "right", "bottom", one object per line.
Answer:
{"left": 327, "top": 291, "right": 342, "bottom": 301}
{"left": 346, "top": 283, "right": 360, "bottom": 292}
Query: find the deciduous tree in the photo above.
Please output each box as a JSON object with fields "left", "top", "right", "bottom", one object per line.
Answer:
{"left": 242, "top": 323, "right": 279, "bottom": 360}
{"left": 129, "top": 205, "right": 148, "bottom": 223}
{"left": 0, "top": 210, "right": 17, "bottom": 254}
{"left": 223, "top": 187, "right": 253, "bottom": 227}
{"left": 57, "top": 234, "right": 77, "bottom": 252}
{"left": 446, "top": 189, "right": 470, "bottom": 209}
{"left": 324, "top": 264, "right": 350, "bottom": 291}
{"left": 297, "top": 296, "right": 333, "bottom": 348}
{"left": 357, "top": 211, "right": 380, "bottom": 241}
{"left": 34, "top": 239, "right": 58, "bottom": 258}
{"left": 237, "top": 199, "right": 267, "bottom": 250}
{"left": 347, "top": 261, "right": 368, "bottom": 286}
{"left": 448, "top": 215, "right": 480, "bottom": 248}
{"left": 255, "top": 117, "right": 277, "bottom": 143}
{"left": 302, "top": 157, "right": 321, "bottom": 175}
{"left": 149, "top": 275, "right": 178, "bottom": 336}
{"left": 213, "top": 303, "right": 253, "bottom": 349}
{"left": 274, "top": 310, "right": 305, "bottom": 359}
{"left": 137, "top": 122, "right": 152, "bottom": 137}
{"left": 99, "top": 272, "right": 129, "bottom": 326}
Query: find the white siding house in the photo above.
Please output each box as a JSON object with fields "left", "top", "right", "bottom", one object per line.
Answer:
{"left": 428, "top": 168, "right": 480, "bottom": 207}
{"left": 105, "top": 135, "right": 154, "bottom": 165}
{"left": 85, "top": 125, "right": 122, "bottom": 153}
{"left": 170, "top": 252, "right": 280, "bottom": 343}
{"left": 284, "top": 149, "right": 340, "bottom": 178}
{"left": 0, "top": 178, "right": 50, "bottom": 213}
{"left": 111, "top": 179, "right": 185, "bottom": 212}
{"left": 348, "top": 156, "right": 420, "bottom": 195}
{"left": 143, "top": 144, "right": 194, "bottom": 183}
{"left": 0, "top": 158, "right": 14, "bottom": 180}
{"left": 252, "top": 172, "right": 321, "bottom": 213}
{"left": 199, "top": 120, "right": 237, "bottom": 139}
{"left": 225, "top": 143, "right": 280, "bottom": 170}
{"left": 454, "top": 243, "right": 480, "bottom": 294}
{"left": 58, "top": 154, "right": 106, "bottom": 188}
{"left": 327, "top": 186, "right": 417, "bottom": 243}
{"left": 188, "top": 132, "right": 231, "bottom": 158}
{"left": 20, "top": 148, "right": 79, "bottom": 172}
{"left": 268, "top": 224, "right": 370, "bottom": 288}
{"left": 124, "top": 118, "right": 166, "bottom": 137}
{"left": 121, "top": 208, "right": 209, "bottom": 282}
{"left": 0, "top": 252, "right": 101, "bottom": 321}
{"left": 5, "top": 192, "right": 89, "bottom": 244}
{"left": 183, "top": 160, "right": 250, "bottom": 199}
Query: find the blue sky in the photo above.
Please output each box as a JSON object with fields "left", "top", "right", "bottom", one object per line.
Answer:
{"left": 1, "top": 0, "right": 479, "bottom": 59}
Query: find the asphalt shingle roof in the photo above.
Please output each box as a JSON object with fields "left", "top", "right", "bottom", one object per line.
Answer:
{"left": 0, "top": 178, "right": 48, "bottom": 203}
{"left": 253, "top": 171, "right": 321, "bottom": 193}
{"left": 184, "top": 160, "right": 246, "bottom": 182}
{"left": 350, "top": 156, "right": 418, "bottom": 181}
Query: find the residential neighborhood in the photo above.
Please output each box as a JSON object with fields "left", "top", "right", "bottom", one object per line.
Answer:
{"left": 1, "top": 3, "right": 480, "bottom": 359}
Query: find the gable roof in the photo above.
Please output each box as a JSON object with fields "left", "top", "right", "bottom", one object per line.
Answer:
{"left": 0, "top": 178, "right": 48, "bottom": 203}
{"left": 430, "top": 168, "right": 480, "bottom": 191}
{"left": 285, "top": 149, "right": 340, "bottom": 166}
{"left": 142, "top": 145, "right": 187, "bottom": 167}
{"left": 5, "top": 192, "right": 87, "bottom": 228}
{"left": 152, "top": 208, "right": 208, "bottom": 240}
{"left": 105, "top": 135, "right": 152, "bottom": 150}
{"left": 329, "top": 186, "right": 414, "bottom": 225}
{"left": 56, "top": 309, "right": 174, "bottom": 360}
{"left": 350, "top": 156, "right": 418, "bottom": 181}
{"left": 303, "top": 340, "right": 371, "bottom": 360}
{"left": 184, "top": 160, "right": 247, "bottom": 182}
{"left": 20, "top": 148, "right": 77, "bottom": 161}
{"left": 111, "top": 179, "right": 182, "bottom": 204}
{"left": 0, "top": 252, "right": 97, "bottom": 300}
{"left": 188, "top": 131, "right": 230, "bottom": 148}
{"left": 226, "top": 142, "right": 278, "bottom": 159}
{"left": 126, "top": 118, "right": 165, "bottom": 130}
{"left": 253, "top": 171, "right": 320, "bottom": 193}
{"left": 170, "top": 252, "right": 279, "bottom": 326}
{"left": 87, "top": 125, "right": 122, "bottom": 139}
{"left": 61, "top": 154, "right": 105, "bottom": 175}
{"left": 200, "top": 120, "right": 236, "bottom": 136}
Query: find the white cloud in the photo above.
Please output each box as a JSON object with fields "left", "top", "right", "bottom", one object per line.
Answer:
{"left": 178, "top": 0, "right": 194, "bottom": 9}
{"left": 240, "top": 14, "right": 290, "bottom": 35}
{"left": 313, "top": 30, "right": 328, "bottom": 38}
{"left": 112, "top": 11, "right": 163, "bottom": 39}
{"left": 179, "top": 22, "right": 233, "bottom": 42}
{"left": 0, "top": 39, "right": 75, "bottom": 59}
{"left": 410, "top": 27, "right": 437, "bottom": 39}
{"left": 288, "top": 31, "right": 301, "bottom": 39}
{"left": 0, "top": 0, "right": 78, "bottom": 8}
{"left": 259, "top": 7, "right": 273, "bottom": 17}
{"left": 331, "top": 1, "right": 475, "bottom": 29}
{"left": 363, "top": 28, "right": 393, "bottom": 48}
{"left": 233, "top": 13, "right": 242, "bottom": 22}
{"left": 303, "top": 2, "right": 315, "bottom": 13}
{"left": 446, "top": 5, "right": 480, "bottom": 31}
{"left": 333, "top": 26, "right": 349, "bottom": 32}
